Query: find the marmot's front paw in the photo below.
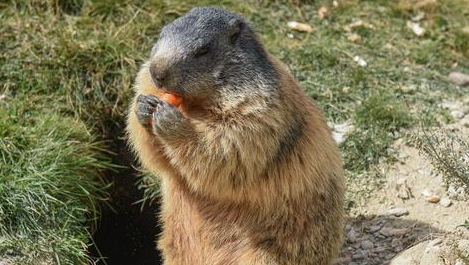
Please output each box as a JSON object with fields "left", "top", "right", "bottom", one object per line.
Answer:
{"left": 136, "top": 94, "right": 160, "bottom": 129}
{"left": 152, "top": 100, "right": 187, "bottom": 139}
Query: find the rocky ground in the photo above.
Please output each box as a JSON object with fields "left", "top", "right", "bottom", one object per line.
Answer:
{"left": 335, "top": 102, "right": 469, "bottom": 265}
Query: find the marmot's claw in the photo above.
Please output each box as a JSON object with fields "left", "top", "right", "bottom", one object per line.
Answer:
{"left": 152, "top": 100, "right": 185, "bottom": 138}
{"left": 137, "top": 94, "right": 160, "bottom": 106}
{"left": 136, "top": 94, "right": 160, "bottom": 129}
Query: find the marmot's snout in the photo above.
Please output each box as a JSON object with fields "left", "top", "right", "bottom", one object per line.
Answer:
{"left": 149, "top": 58, "right": 169, "bottom": 89}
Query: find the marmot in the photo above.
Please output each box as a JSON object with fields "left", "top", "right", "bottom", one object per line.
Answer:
{"left": 126, "top": 6, "right": 344, "bottom": 265}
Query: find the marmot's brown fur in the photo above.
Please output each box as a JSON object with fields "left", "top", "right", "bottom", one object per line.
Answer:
{"left": 126, "top": 6, "right": 344, "bottom": 265}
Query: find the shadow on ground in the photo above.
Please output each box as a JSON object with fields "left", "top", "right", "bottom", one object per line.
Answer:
{"left": 336, "top": 214, "right": 444, "bottom": 265}
{"left": 89, "top": 132, "right": 163, "bottom": 265}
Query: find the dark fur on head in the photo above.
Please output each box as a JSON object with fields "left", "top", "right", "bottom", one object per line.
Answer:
{"left": 149, "top": 6, "right": 279, "bottom": 99}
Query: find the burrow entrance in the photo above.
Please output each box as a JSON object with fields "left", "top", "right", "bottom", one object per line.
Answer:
{"left": 89, "top": 127, "right": 163, "bottom": 265}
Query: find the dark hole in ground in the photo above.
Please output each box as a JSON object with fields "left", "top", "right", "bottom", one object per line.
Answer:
{"left": 90, "top": 127, "right": 163, "bottom": 265}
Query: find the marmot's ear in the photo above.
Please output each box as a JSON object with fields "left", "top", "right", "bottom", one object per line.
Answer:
{"left": 228, "top": 18, "right": 244, "bottom": 44}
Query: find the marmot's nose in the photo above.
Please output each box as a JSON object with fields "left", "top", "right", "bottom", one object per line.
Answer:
{"left": 149, "top": 60, "right": 169, "bottom": 88}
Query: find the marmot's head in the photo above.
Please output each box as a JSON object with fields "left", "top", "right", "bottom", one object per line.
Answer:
{"left": 148, "top": 6, "right": 278, "bottom": 100}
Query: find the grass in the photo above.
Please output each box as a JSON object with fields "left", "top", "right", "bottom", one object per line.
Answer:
{"left": 0, "top": 96, "right": 111, "bottom": 264}
{"left": 1, "top": 0, "right": 469, "bottom": 263}
{"left": 412, "top": 128, "right": 469, "bottom": 192}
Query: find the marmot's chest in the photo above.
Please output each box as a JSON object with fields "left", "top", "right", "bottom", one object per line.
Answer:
{"left": 158, "top": 177, "right": 252, "bottom": 265}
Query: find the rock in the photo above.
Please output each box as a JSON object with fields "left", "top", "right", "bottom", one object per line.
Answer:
{"left": 353, "top": 55, "right": 367, "bottom": 67}
{"left": 421, "top": 189, "right": 432, "bottom": 197}
{"left": 388, "top": 207, "right": 409, "bottom": 217}
{"left": 428, "top": 196, "right": 440, "bottom": 203}
{"left": 373, "top": 247, "right": 386, "bottom": 253}
{"left": 390, "top": 240, "right": 427, "bottom": 264}
{"left": 287, "top": 21, "right": 315, "bottom": 33}
{"left": 369, "top": 225, "right": 381, "bottom": 233}
{"left": 407, "top": 21, "right": 425, "bottom": 36}
{"left": 344, "top": 20, "right": 364, "bottom": 32}
{"left": 420, "top": 239, "right": 445, "bottom": 265}
{"left": 418, "top": 168, "right": 431, "bottom": 176}
{"left": 411, "top": 11, "right": 425, "bottom": 21}
{"left": 318, "top": 6, "right": 328, "bottom": 20}
{"left": 388, "top": 228, "right": 409, "bottom": 236}
{"left": 347, "top": 229, "right": 358, "bottom": 243}
{"left": 451, "top": 110, "right": 466, "bottom": 119}
{"left": 396, "top": 180, "right": 412, "bottom": 200}
{"left": 391, "top": 238, "right": 401, "bottom": 247}
{"left": 380, "top": 227, "right": 409, "bottom": 237}
{"left": 395, "top": 245, "right": 404, "bottom": 252}
{"left": 361, "top": 240, "right": 374, "bottom": 250}
{"left": 448, "top": 72, "right": 469, "bottom": 86}
{"left": 439, "top": 197, "right": 452, "bottom": 207}
{"left": 330, "top": 122, "right": 355, "bottom": 144}
{"left": 347, "top": 33, "right": 361, "bottom": 42}
{"left": 352, "top": 250, "right": 367, "bottom": 260}
{"left": 455, "top": 259, "right": 465, "bottom": 265}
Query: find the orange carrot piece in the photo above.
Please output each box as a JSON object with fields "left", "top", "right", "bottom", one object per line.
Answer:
{"left": 159, "top": 93, "right": 182, "bottom": 107}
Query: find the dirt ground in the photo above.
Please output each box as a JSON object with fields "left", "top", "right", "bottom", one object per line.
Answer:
{"left": 337, "top": 119, "right": 469, "bottom": 265}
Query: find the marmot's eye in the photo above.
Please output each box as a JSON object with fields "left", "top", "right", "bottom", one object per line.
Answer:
{"left": 194, "top": 45, "right": 210, "bottom": 57}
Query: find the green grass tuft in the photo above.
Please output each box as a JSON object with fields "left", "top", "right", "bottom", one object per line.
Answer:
{"left": 0, "top": 97, "right": 111, "bottom": 264}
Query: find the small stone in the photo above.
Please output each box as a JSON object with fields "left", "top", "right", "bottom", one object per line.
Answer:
{"left": 373, "top": 247, "right": 386, "bottom": 253}
{"left": 428, "top": 238, "right": 443, "bottom": 246}
{"left": 382, "top": 228, "right": 409, "bottom": 237}
{"left": 330, "top": 122, "right": 355, "bottom": 144}
{"left": 455, "top": 259, "right": 465, "bottom": 265}
{"left": 388, "top": 207, "right": 409, "bottom": 217}
{"left": 439, "top": 197, "right": 452, "bottom": 207}
{"left": 407, "top": 21, "right": 425, "bottom": 36}
{"left": 287, "top": 21, "right": 315, "bottom": 33}
{"left": 369, "top": 225, "right": 381, "bottom": 233}
{"left": 391, "top": 238, "right": 401, "bottom": 247}
{"left": 348, "top": 33, "right": 361, "bottom": 42}
{"left": 361, "top": 240, "right": 374, "bottom": 250}
{"left": 396, "top": 180, "right": 412, "bottom": 200}
{"left": 451, "top": 110, "right": 466, "bottom": 119}
{"left": 347, "top": 229, "right": 358, "bottom": 243}
{"left": 318, "top": 6, "right": 328, "bottom": 20}
{"left": 352, "top": 250, "right": 366, "bottom": 260}
{"left": 448, "top": 185, "right": 459, "bottom": 199}
{"left": 421, "top": 189, "right": 432, "bottom": 197}
{"left": 395, "top": 245, "right": 404, "bottom": 252}
{"left": 380, "top": 227, "right": 392, "bottom": 237}
{"left": 344, "top": 20, "right": 364, "bottom": 32}
{"left": 411, "top": 12, "right": 425, "bottom": 21}
{"left": 418, "top": 168, "right": 431, "bottom": 176}
{"left": 353, "top": 55, "right": 367, "bottom": 67}
{"left": 448, "top": 72, "right": 469, "bottom": 86}
{"left": 428, "top": 196, "right": 440, "bottom": 203}
{"left": 385, "top": 253, "right": 396, "bottom": 260}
